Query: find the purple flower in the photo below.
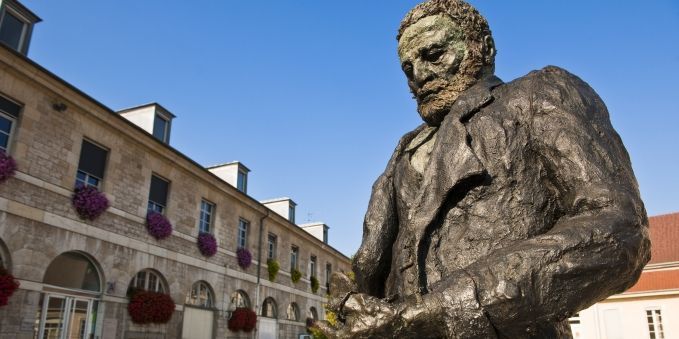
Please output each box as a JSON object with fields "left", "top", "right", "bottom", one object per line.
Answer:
{"left": 197, "top": 232, "right": 217, "bottom": 257}
{"left": 72, "top": 186, "right": 109, "bottom": 220}
{"left": 0, "top": 151, "right": 17, "bottom": 183}
{"left": 146, "top": 212, "right": 173, "bottom": 240}
{"left": 236, "top": 247, "right": 252, "bottom": 269}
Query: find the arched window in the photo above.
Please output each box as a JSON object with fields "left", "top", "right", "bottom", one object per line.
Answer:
{"left": 309, "top": 307, "right": 318, "bottom": 321}
{"left": 43, "top": 252, "right": 101, "bottom": 292}
{"left": 261, "top": 297, "right": 277, "bottom": 318}
{"left": 286, "top": 302, "right": 300, "bottom": 321}
{"left": 229, "top": 290, "right": 250, "bottom": 309}
{"left": 128, "top": 269, "right": 167, "bottom": 295}
{"left": 185, "top": 281, "right": 214, "bottom": 308}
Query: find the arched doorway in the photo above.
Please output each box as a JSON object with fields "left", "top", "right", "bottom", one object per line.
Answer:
{"left": 182, "top": 281, "right": 215, "bottom": 339}
{"left": 35, "top": 251, "right": 102, "bottom": 339}
{"left": 259, "top": 297, "right": 278, "bottom": 339}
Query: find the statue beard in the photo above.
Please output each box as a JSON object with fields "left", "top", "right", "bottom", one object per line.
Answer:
{"left": 415, "top": 56, "right": 486, "bottom": 126}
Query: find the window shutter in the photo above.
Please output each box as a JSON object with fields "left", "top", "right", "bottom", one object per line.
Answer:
{"left": 150, "top": 175, "right": 169, "bottom": 206}
{"left": 78, "top": 140, "right": 108, "bottom": 179}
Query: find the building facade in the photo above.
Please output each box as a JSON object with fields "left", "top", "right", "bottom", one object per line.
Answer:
{"left": 0, "top": 1, "right": 351, "bottom": 338}
{"left": 570, "top": 212, "right": 679, "bottom": 339}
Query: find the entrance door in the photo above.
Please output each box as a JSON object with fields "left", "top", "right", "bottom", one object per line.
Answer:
{"left": 37, "top": 294, "right": 97, "bottom": 339}
{"left": 181, "top": 306, "right": 214, "bottom": 339}
{"left": 258, "top": 317, "right": 277, "bottom": 339}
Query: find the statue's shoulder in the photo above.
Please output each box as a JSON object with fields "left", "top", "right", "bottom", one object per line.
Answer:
{"left": 497, "top": 65, "right": 608, "bottom": 121}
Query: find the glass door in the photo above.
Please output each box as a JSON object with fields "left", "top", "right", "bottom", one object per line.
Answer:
{"left": 37, "top": 294, "right": 97, "bottom": 339}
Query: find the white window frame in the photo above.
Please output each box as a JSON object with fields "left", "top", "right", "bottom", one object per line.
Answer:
{"left": 0, "top": 6, "right": 30, "bottom": 52}
{"left": 131, "top": 269, "right": 165, "bottom": 293}
{"left": 186, "top": 281, "right": 213, "bottom": 308}
{"left": 198, "top": 199, "right": 214, "bottom": 234}
{"left": 237, "top": 218, "right": 249, "bottom": 249}
{"left": 645, "top": 307, "right": 665, "bottom": 339}
{"left": 152, "top": 113, "right": 170, "bottom": 143}
{"left": 267, "top": 233, "right": 277, "bottom": 260}
{"left": 0, "top": 111, "right": 16, "bottom": 153}
{"left": 237, "top": 169, "right": 247, "bottom": 193}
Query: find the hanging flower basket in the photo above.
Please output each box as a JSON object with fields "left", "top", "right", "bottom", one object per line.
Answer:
{"left": 228, "top": 307, "right": 257, "bottom": 332}
{"left": 197, "top": 232, "right": 217, "bottom": 257}
{"left": 0, "top": 151, "right": 16, "bottom": 183}
{"left": 267, "top": 259, "right": 279, "bottom": 282}
{"left": 0, "top": 268, "right": 20, "bottom": 307}
{"left": 146, "top": 212, "right": 173, "bottom": 240}
{"left": 310, "top": 276, "right": 320, "bottom": 293}
{"left": 291, "top": 268, "right": 302, "bottom": 283}
{"left": 72, "top": 186, "right": 109, "bottom": 221}
{"left": 236, "top": 247, "right": 252, "bottom": 269}
{"left": 127, "top": 290, "right": 175, "bottom": 324}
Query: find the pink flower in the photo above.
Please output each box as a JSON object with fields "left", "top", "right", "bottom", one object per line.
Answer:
{"left": 72, "top": 186, "right": 109, "bottom": 220}
{"left": 197, "top": 232, "right": 217, "bottom": 257}
{"left": 0, "top": 151, "right": 17, "bottom": 183}
{"left": 236, "top": 247, "right": 252, "bottom": 269}
{"left": 146, "top": 212, "right": 173, "bottom": 240}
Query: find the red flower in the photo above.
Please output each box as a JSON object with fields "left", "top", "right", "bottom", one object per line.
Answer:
{"left": 228, "top": 308, "right": 257, "bottom": 332}
{"left": 0, "top": 268, "right": 20, "bottom": 307}
{"left": 127, "top": 290, "right": 174, "bottom": 324}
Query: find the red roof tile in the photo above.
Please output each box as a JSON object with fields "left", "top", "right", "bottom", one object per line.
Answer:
{"left": 626, "top": 269, "right": 679, "bottom": 293}
{"left": 647, "top": 212, "right": 679, "bottom": 264}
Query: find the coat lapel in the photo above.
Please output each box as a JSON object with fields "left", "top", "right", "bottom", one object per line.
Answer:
{"left": 410, "top": 75, "right": 503, "bottom": 293}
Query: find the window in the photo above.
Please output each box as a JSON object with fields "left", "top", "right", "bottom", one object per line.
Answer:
{"left": 43, "top": 252, "right": 100, "bottom": 292}
{"left": 326, "top": 263, "right": 332, "bottom": 284}
{"left": 309, "top": 307, "right": 318, "bottom": 321}
{"left": 323, "top": 228, "right": 328, "bottom": 243}
{"left": 148, "top": 175, "right": 169, "bottom": 213}
{"left": 152, "top": 114, "right": 169, "bottom": 143}
{"left": 0, "top": 95, "right": 21, "bottom": 153}
{"left": 286, "top": 303, "right": 300, "bottom": 321}
{"left": 290, "top": 246, "right": 299, "bottom": 271}
{"left": 236, "top": 169, "right": 247, "bottom": 193}
{"left": 646, "top": 309, "right": 664, "bottom": 339}
{"left": 309, "top": 255, "right": 317, "bottom": 278}
{"left": 267, "top": 233, "right": 277, "bottom": 260}
{"left": 289, "top": 205, "right": 295, "bottom": 223}
{"left": 261, "top": 297, "right": 277, "bottom": 318}
{"left": 198, "top": 200, "right": 214, "bottom": 233}
{"left": 128, "top": 269, "right": 166, "bottom": 294}
{"left": 0, "top": 7, "right": 28, "bottom": 52}
{"left": 75, "top": 140, "right": 108, "bottom": 189}
{"left": 237, "top": 219, "right": 249, "bottom": 248}
{"left": 230, "top": 290, "right": 250, "bottom": 309}
{"left": 568, "top": 313, "right": 580, "bottom": 325}
{"left": 186, "top": 281, "right": 214, "bottom": 308}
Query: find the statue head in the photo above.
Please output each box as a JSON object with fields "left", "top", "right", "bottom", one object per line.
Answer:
{"left": 398, "top": 0, "right": 496, "bottom": 126}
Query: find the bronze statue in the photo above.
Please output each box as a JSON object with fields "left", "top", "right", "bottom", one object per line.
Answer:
{"left": 321, "top": 0, "right": 651, "bottom": 338}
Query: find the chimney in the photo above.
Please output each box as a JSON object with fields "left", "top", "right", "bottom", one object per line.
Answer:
{"left": 299, "top": 222, "right": 329, "bottom": 244}
{"left": 261, "top": 198, "right": 296, "bottom": 223}
{"left": 207, "top": 162, "right": 250, "bottom": 193}
{"left": 118, "top": 103, "right": 175, "bottom": 144}
{"left": 0, "top": 0, "right": 41, "bottom": 55}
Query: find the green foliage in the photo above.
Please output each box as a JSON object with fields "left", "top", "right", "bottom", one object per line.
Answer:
{"left": 267, "top": 259, "right": 279, "bottom": 282}
{"left": 310, "top": 276, "right": 320, "bottom": 293}
{"left": 309, "top": 326, "right": 328, "bottom": 339}
{"left": 291, "top": 268, "right": 302, "bottom": 283}
{"left": 325, "top": 310, "right": 338, "bottom": 327}
{"left": 346, "top": 271, "right": 355, "bottom": 282}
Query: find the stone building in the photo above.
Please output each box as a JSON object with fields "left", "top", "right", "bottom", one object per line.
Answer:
{"left": 570, "top": 212, "right": 679, "bottom": 339}
{"left": 0, "top": 1, "right": 351, "bottom": 338}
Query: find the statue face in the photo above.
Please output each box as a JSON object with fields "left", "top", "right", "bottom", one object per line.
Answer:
{"left": 398, "top": 14, "right": 482, "bottom": 126}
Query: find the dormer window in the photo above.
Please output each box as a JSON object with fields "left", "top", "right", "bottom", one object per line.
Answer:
{"left": 288, "top": 205, "right": 296, "bottom": 224}
{"left": 0, "top": 0, "right": 40, "bottom": 55}
{"left": 152, "top": 113, "right": 169, "bottom": 143}
{"left": 237, "top": 169, "right": 247, "bottom": 193}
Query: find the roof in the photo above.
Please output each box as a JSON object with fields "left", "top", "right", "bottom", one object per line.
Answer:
{"left": 205, "top": 161, "right": 251, "bottom": 173}
{"left": 648, "top": 212, "right": 679, "bottom": 264}
{"left": 627, "top": 270, "right": 679, "bottom": 293}
{"left": 117, "top": 102, "right": 176, "bottom": 118}
{"left": 260, "top": 197, "right": 296, "bottom": 205}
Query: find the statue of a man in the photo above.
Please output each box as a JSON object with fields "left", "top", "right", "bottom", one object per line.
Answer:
{"left": 323, "top": 0, "right": 651, "bottom": 338}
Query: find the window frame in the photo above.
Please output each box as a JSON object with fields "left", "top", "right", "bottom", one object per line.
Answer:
{"left": 288, "top": 205, "right": 295, "bottom": 223}
{"left": 290, "top": 245, "right": 299, "bottom": 271}
{"left": 148, "top": 174, "right": 170, "bottom": 214}
{"left": 309, "top": 255, "right": 317, "bottom": 278}
{"left": 267, "top": 233, "right": 277, "bottom": 260}
{"left": 75, "top": 139, "right": 109, "bottom": 189}
{"left": 325, "top": 263, "right": 332, "bottom": 285}
{"left": 186, "top": 281, "right": 214, "bottom": 309}
{"left": 198, "top": 199, "right": 215, "bottom": 234}
{"left": 130, "top": 269, "right": 166, "bottom": 294}
{"left": 0, "top": 6, "right": 30, "bottom": 52}
{"left": 237, "top": 218, "right": 249, "bottom": 249}
{"left": 152, "top": 113, "right": 170, "bottom": 143}
{"left": 645, "top": 307, "right": 665, "bottom": 339}
{"left": 0, "top": 94, "right": 22, "bottom": 153}
{"left": 236, "top": 169, "right": 247, "bottom": 193}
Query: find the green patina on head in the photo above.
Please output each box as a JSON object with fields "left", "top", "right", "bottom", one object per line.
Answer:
{"left": 398, "top": 0, "right": 496, "bottom": 126}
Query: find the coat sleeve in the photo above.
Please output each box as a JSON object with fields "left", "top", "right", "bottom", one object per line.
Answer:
{"left": 353, "top": 127, "right": 424, "bottom": 298}
{"left": 423, "top": 67, "right": 651, "bottom": 337}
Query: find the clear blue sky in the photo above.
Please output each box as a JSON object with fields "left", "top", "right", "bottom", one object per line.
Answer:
{"left": 22, "top": 1, "right": 679, "bottom": 256}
